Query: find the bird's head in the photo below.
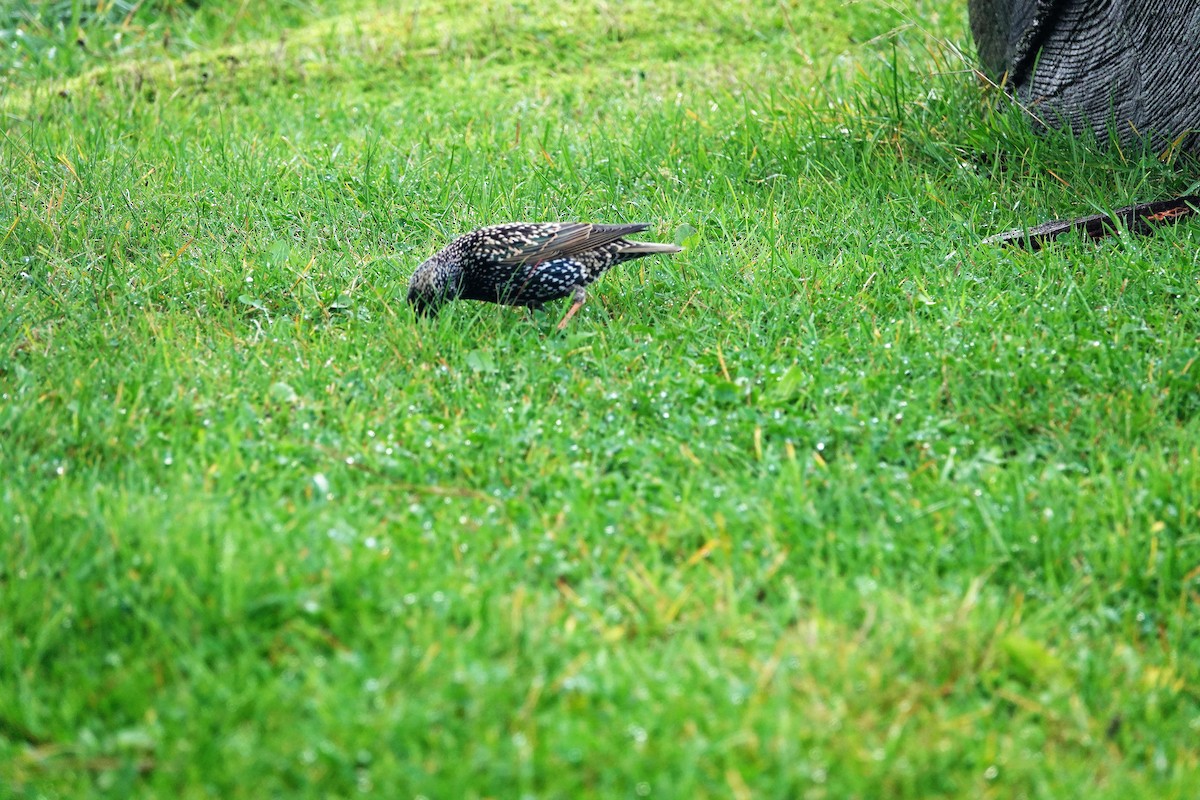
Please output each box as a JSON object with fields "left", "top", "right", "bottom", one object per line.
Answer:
{"left": 407, "top": 253, "right": 459, "bottom": 316}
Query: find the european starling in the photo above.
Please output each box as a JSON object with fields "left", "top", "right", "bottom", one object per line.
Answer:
{"left": 407, "top": 222, "right": 682, "bottom": 329}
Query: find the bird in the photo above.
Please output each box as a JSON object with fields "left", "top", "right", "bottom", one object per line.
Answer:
{"left": 407, "top": 222, "right": 682, "bottom": 329}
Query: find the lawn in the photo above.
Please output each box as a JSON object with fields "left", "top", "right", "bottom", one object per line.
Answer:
{"left": 2, "top": 0, "right": 1198, "bottom": 797}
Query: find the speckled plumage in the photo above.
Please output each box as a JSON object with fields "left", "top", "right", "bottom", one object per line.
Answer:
{"left": 407, "top": 222, "right": 681, "bottom": 327}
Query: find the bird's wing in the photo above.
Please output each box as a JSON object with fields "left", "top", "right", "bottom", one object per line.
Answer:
{"left": 496, "top": 223, "right": 650, "bottom": 265}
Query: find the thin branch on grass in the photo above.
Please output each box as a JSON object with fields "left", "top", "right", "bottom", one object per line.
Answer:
{"left": 982, "top": 195, "right": 1200, "bottom": 250}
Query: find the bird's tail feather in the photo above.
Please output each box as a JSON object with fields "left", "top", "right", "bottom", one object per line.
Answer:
{"left": 618, "top": 240, "right": 684, "bottom": 255}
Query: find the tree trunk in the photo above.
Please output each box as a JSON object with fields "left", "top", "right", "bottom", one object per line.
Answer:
{"left": 968, "top": 0, "right": 1200, "bottom": 153}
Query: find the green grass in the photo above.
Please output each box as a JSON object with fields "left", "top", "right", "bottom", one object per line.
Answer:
{"left": 3, "top": 0, "right": 1199, "bottom": 797}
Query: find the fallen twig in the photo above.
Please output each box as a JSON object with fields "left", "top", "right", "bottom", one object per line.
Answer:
{"left": 983, "top": 195, "right": 1200, "bottom": 250}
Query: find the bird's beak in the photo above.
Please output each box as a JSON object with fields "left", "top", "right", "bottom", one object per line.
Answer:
{"left": 408, "top": 288, "right": 438, "bottom": 317}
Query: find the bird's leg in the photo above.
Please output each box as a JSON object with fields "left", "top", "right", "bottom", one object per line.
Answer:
{"left": 555, "top": 286, "right": 587, "bottom": 330}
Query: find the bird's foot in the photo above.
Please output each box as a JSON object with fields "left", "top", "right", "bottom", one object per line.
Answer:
{"left": 555, "top": 287, "right": 588, "bottom": 330}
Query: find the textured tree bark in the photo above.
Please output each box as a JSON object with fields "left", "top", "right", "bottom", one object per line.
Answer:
{"left": 969, "top": 0, "right": 1200, "bottom": 153}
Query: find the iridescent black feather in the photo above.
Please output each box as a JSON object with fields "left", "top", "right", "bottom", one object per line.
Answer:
{"left": 407, "top": 222, "right": 681, "bottom": 319}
